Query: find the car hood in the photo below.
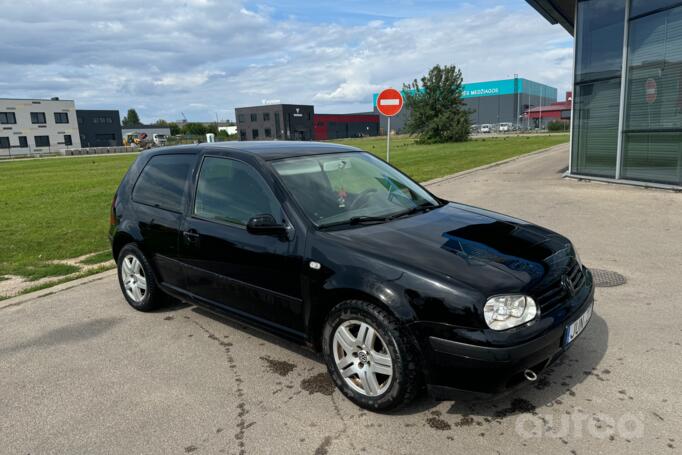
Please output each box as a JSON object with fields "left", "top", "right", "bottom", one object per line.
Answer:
{"left": 324, "top": 203, "right": 573, "bottom": 296}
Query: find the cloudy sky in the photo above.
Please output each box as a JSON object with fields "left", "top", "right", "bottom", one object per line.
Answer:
{"left": 0, "top": 0, "right": 573, "bottom": 123}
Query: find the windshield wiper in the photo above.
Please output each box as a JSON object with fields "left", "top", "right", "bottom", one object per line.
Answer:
{"left": 319, "top": 203, "right": 438, "bottom": 229}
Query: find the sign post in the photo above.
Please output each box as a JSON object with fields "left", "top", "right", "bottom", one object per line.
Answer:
{"left": 376, "top": 88, "right": 404, "bottom": 162}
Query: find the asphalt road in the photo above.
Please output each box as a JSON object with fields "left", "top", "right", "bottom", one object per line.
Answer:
{"left": 1, "top": 144, "right": 680, "bottom": 454}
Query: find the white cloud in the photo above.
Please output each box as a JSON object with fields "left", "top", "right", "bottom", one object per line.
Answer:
{"left": 0, "top": 1, "right": 573, "bottom": 122}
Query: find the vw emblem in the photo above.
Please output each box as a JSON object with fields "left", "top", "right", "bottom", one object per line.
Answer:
{"left": 561, "top": 274, "right": 576, "bottom": 296}
{"left": 358, "top": 351, "right": 368, "bottom": 363}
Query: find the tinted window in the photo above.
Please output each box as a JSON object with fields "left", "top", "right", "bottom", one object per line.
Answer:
{"left": 0, "top": 137, "right": 9, "bottom": 149}
{"left": 194, "top": 157, "right": 280, "bottom": 226}
{"left": 631, "top": 0, "right": 680, "bottom": 18}
{"left": 34, "top": 135, "right": 50, "bottom": 147}
{"left": 250, "top": 113, "right": 257, "bottom": 122}
{"left": 54, "top": 112, "right": 69, "bottom": 124}
{"left": 18, "top": 136, "right": 28, "bottom": 147}
{"left": 31, "top": 112, "right": 47, "bottom": 124}
{"left": 0, "top": 112, "right": 16, "bottom": 124}
{"left": 575, "top": 0, "right": 626, "bottom": 82}
{"left": 133, "top": 154, "right": 195, "bottom": 212}
{"left": 64, "top": 134, "right": 72, "bottom": 146}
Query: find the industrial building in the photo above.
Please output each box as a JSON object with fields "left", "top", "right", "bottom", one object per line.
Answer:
{"left": 524, "top": 92, "right": 573, "bottom": 128}
{"left": 235, "top": 104, "right": 314, "bottom": 141}
{"left": 528, "top": 0, "right": 682, "bottom": 188}
{"left": 0, "top": 97, "right": 81, "bottom": 156}
{"left": 77, "top": 109, "right": 122, "bottom": 147}
{"left": 372, "top": 77, "right": 558, "bottom": 133}
{"left": 313, "top": 113, "right": 379, "bottom": 140}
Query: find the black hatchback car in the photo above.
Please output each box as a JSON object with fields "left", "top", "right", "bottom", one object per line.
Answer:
{"left": 110, "top": 141, "right": 594, "bottom": 411}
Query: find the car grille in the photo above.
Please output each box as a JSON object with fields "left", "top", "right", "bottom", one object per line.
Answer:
{"left": 535, "top": 261, "right": 585, "bottom": 314}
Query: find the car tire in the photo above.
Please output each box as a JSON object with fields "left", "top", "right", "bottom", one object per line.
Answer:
{"left": 116, "top": 244, "right": 163, "bottom": 312}
{"left": 322, "top": 300, "right": 421, "bottom": 411}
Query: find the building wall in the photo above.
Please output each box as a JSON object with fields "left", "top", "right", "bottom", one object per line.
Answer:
{"left": 77, "top": 110, "right": 122, "bottom": 147}
{"left": 372, "top": 78, "right": 557, "bottom": 133}
{"left": 235, "top": 104, "right": 314, "bottom": 141}
{"left": 0, "top": 98, "right": 81, "bottom": 156}
{"left": 313, "top": 114, "right": 379, "bottom": 140}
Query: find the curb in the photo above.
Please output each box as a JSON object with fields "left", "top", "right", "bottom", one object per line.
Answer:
{"left": 0, "top": 269, "right": 117, "bottom": 310}
{"left": 422, "top": 142, "right": 568, "bottom": 187}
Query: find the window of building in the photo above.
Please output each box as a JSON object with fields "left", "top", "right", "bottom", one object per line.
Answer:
{"left": 34, "top": 135, "right": 50, "bottom": 147}
{"left": 194, "top": 157, "right": 280, "bottom": 226}
{"left": 250, "top": 113, "right": 258, "bottom": 122}
{"left": 31, "top": 112, "right": 47, "bottom": 124}
{"left": 622, "top": 4, "right": 682, "bottom": 185}
{"left": 263, "top": 112, "right": 270, "bottom": 121}
{"left": 238, "top": 114, "right": 245, "bottom": 122}
{"left": 18, "top": 136, "right": 28, "bottom": 148}
{"left": 240, "top": 129, "right": 246, "bottom": 141}
{"left": 64, "top": 134, "right": 73, "bottom": 146}
{"left": 54, "top": 112, "right": 69, "bottom": 124}
{"left": 0, "top": 137, "right": 9, "bottom": 149}
{"left": 264, "top": 128, "right": 272, "bottom": 138}
{"left": 630, "top": 0, "right": 680, "bottom": 18}
{"left": 575, "top": 0, "right": 626, "bottom": 82}
{"left": 572, "top": 78, "right": 621, "bottom": 178}
{"left": 252, "top": 129, "right": 259, "bottom": 139}
{"left": 274, "top": 113, "right": 281, "bottom": 138}
{"left": 0, "top": 112, "right": 16, "bottom": 124}
{"left": 132, "top": 154, "right": 195, "bottom": 212}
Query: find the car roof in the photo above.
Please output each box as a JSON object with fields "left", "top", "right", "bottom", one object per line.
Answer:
{"left": 148, "top": 141, "right": 363, "bottom": 161}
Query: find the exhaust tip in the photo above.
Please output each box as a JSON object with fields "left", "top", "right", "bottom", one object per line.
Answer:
{"left": 524, "top": 369, "right": 538, "bottom": 382}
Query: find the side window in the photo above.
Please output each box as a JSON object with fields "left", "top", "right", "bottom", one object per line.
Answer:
{"left": 194, "top": 157, "right": 281, "bottom": 226}
{"left": 133, "top": 154, "right": 195, "bottom": 212}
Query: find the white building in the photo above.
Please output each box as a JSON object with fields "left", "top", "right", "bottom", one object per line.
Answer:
{"left": 0, "top": 98, "right": 81, "bottom": 156}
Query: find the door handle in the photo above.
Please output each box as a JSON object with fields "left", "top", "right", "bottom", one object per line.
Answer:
{"left": 183, "top": 229, "right": 200, "bottom": 243}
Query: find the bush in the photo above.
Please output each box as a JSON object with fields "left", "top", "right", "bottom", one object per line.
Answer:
{"left": 547, "top": 121, "right": 568, "bottom": 132}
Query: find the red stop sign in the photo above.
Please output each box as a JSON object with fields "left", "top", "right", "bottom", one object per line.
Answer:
{"left": 376, "top": 88, "right": 404, "bottom": 117}
{"left": 645, "top": 78, "right": 657, "bottom": 104}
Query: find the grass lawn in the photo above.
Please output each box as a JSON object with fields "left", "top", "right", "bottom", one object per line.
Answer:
{"left": 333, "top": 134, "right": 569, "bottom": 182}
{"left": 0, "top": 134, "right": 567, "bottom": 285}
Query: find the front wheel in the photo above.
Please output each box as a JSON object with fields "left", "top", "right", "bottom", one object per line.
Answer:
{"left": 322, "top": 300, "right": 421, "bottom": 411}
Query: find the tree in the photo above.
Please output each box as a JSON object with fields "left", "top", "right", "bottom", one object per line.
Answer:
{"left": 155, "top": 119, "right": 181, "bottom": 135}
{"left": 402, "top": 64, "right": 470, "bottom": 143}
{"left": 181, "top": 122, "right": 208, "bottom": 136}
{"left": 122, "top": 109, "right": 141, "bottom": 127}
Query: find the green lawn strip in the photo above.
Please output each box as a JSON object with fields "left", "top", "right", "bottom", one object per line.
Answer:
{"left": 0, "top": 154, "right": 137, "bottom": 278}
{"left": 331, "top": 134, "right": 569, "bottom": 182}
{"left": 2, "top": 264, "right": 116, "bottom": 300}
{"left": 79, "top": 250, "right": 113, "bottom": 265}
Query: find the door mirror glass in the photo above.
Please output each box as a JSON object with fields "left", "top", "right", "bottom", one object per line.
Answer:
{"left": 246, "top": 214, "right": 287, "bottom": 236}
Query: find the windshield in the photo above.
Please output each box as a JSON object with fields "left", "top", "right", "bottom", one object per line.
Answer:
{"left": 271, "top": 152, "right": 440, "bottom": 227}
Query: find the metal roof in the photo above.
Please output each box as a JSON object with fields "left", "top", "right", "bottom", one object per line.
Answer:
{"left": 525, "top": 0, "right": 576, "bottom": 35}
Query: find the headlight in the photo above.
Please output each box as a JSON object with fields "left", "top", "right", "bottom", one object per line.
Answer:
{"left": 483, "top": 295, "right": 538, "bottom": 331}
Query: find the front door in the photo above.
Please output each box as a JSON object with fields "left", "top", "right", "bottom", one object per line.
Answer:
{"left": 179, "top": 155, "right": 304, "bottom": 334}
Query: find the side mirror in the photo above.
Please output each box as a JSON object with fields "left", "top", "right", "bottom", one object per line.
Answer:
{"left": 246, "top": 214, "right": 288, "bottom": 236}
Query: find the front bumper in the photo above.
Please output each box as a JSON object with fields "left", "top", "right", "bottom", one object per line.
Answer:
{"left": 409, "top": 270, "right": 595, "bottom": 399}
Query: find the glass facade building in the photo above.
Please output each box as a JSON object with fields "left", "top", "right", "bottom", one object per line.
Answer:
{"left": 528, "top": 0, "right": 682, "bottom": 187}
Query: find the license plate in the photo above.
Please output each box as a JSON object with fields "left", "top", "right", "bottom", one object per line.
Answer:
{"left": 564, "top": 303, "right": 593, "bottom": 345}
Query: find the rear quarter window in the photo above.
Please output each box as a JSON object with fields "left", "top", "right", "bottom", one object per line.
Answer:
{"left": 132, "top": 154, "right": 195, "bottom": 212}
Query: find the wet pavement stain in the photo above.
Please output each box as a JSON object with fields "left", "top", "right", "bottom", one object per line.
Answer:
{"left": 189, "top": 318, "right": 252, "bottom": 455}
{"left": 184, "top": 445, "right": 198, "bottom": 453}
{"left": 314, "top": 436, "right": 333, "bottom": 455}
{"left": 494, "top": 398, "right": 537, "bottom": 419}
{"left": 301, "top": 372, "right": 335, "bottom": 395}
{"left": 453, "top": 416, "right": 475, "bottom": 427}
{"left": 426, "top": 416, "right": 451, "bottom": 430}
{"left": 259, "top": 355, "right": 297, "bottom": 377}
{"left": 163, "top": 315, "right": 175, "bottom": 321}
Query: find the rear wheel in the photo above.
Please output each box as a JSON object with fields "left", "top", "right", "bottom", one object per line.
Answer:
{"left": 322, "top": 300, "right": 421, "bottom": 411}
{"left": 116, "top": 244, "right": 163, "bottom": 311}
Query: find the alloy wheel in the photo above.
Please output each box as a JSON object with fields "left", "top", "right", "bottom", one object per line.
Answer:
{"left": 121, "top": 254, "right": 147, "bottom": 303}
{"left": 332, "top": 319, "right": 394, "bottom": 397}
